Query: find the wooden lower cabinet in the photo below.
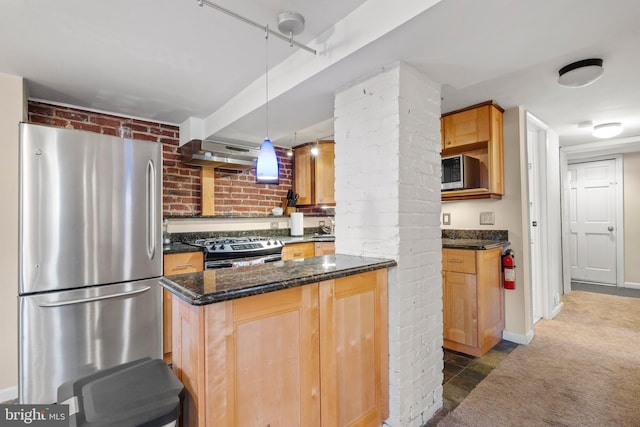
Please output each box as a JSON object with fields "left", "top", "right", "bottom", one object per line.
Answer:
{"left": 163, "top": 251, "right": 204, "bottom": 364}
{"left": 172, "top": 269, "right": 388, "bottom": 427}
{"left": 281, "top": 242, "right": 315, "bottom": 260}
{"left": 442, "top": 247, "right": 504, "bottom": 357}
{"left": 319, "top": 270, "right": 389, "bottom": 426}
{"left": 281, "top": 241, "right": 336, "bottom": 260}
{"left": 314, "top": 241, "right": 336, "bottom": 256}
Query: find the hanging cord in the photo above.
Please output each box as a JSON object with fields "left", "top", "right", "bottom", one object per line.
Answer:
{"left": 265, "top": 25, "right": 269, "bottom": 140}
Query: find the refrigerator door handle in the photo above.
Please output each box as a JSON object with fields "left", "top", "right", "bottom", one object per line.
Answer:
{"left": 38, "top": 286, "right": 152, "bottom": 307}
{"left": 147, "top": 159, "right": 156, "bottom": 260}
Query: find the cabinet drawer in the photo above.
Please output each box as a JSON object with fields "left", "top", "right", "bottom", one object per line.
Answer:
{"left": 282, "top": 242, "right": 315, "bottom": 260}
{"left": 442, "top": 249, "right": 476, "bottom": 274}
{"left": 163, "top": 252, "right": 204, "bottom": 275}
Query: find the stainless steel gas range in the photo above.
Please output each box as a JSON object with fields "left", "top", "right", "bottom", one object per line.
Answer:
{"left": 189, "top": 236, "right": 284, "bottom": 269}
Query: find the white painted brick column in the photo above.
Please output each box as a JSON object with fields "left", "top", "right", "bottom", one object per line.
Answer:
{"left": 334, "top": 62, "right": 443, "bottom": 427}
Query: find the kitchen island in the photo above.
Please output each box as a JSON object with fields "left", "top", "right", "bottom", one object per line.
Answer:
{"left": 161, "top": 254, "right": 396, "bottom": 427}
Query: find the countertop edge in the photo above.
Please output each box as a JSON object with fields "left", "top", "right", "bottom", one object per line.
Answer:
{"left": 161, "top": 256, "right": 396, "bottom": 306}
{"left": 442, "top": 239, "right": 510, "bottom": 250}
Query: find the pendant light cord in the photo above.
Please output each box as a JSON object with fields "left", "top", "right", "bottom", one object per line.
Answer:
{"left": 265, "top": 25, "right": 269, "bottom": 140}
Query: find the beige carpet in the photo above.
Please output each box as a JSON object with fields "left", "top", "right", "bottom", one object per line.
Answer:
{"left": 438, "top": 291, "right": 640, "bottom": 427}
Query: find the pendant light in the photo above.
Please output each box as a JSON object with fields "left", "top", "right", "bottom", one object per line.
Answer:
{"left": 287, "top": 132, "right": 295, "bottom": 157}
{"left": 256, "top": 25, "right": 279, "bottom": 184}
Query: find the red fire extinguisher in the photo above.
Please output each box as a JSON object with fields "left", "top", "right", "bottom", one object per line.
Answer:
{"left": 502, "top": 249, "right": 516, "bottom": 290}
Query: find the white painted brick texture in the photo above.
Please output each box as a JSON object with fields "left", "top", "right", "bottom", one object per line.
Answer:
{"left": 334, "top": 62, "right": 442, "bottom": 427}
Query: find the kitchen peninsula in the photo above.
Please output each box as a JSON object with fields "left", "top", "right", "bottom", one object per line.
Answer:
{"left": 161, "top": 254, "right": 396, "bottom": 427}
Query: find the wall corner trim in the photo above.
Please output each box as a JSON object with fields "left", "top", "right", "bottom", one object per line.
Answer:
{"left": 502, "top": 329, "right": 534, "bottom": 345}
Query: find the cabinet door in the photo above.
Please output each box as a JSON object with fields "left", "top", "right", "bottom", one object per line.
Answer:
{"left": 163, "top": 252, "right": 203, "bottom": 364}
{"left": 294, "top": 145, "right": 313, "bottom": 205}
{"left": 314, "top": 242, "right": 335, "bottom": 256}
{"left": 315, "top": 142, "right": 335, "bottom": 205}
{"left": 282, "top": 242, "right": 315, "bottom": 260}
{"left": 443, "top": 271, "right": 478, "bottom": 348}
{"left": 229, "top": 285, "right": 321, "bottom": 426}
{"left": 442, "top": 105, "right": 490, "bottom": 149}
{"left": 319, "top": 270, "right": 389, "bottom": 426}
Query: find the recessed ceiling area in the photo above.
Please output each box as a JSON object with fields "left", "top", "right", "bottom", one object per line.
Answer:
{"left": 1, "top": 0, "right": 639, "bottom": 147}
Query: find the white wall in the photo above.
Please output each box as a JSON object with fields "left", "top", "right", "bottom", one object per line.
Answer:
{"left": 334, "top": 62, "right": 442, "bottom": 427}
{"left": 441, "top": 107, "right": 533, "bottom": 342}
{"left": 0, "top": 73, "right": 26, "bottom": 400}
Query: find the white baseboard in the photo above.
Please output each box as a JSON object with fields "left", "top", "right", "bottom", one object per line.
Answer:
{"left": 624, "top": 281, "right": 640, "bottom": 290}
{"left": 0, "top": 386, "right": 17, "bottom": 403}
{"left": 549, "top": 302, "right": 563, "bottom": 319}
{"left": 502, "top": 329, "right": 534, "bottom": 345}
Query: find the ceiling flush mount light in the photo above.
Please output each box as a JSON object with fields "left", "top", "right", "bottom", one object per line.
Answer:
{"left": 592, "top": 122, "right": 623, "bottom": 139}
{"left": 557, "top": 58, "right": 604, "bottom": 88}
{"left": 256, "top": 26, "right": 279, "bottom": 184}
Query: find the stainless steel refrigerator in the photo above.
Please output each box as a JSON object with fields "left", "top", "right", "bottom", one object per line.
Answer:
{"left": 18, "top": 123, "right": 163, "bottom": 404}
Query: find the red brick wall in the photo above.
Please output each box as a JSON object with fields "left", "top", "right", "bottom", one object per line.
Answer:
{"left": 27, "top": 101, "right": 301, "bottom": 217}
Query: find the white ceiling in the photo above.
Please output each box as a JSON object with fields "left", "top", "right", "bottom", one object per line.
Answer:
{"left": 2, "top": 0, "right": 640, "bottom": 148}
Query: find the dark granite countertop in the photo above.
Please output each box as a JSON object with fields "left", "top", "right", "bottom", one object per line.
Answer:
{"left": 279, "top": 234, "right": 335, "bottom": 244}
{"left": 162, "top": 242, "right": 202, "bottom": 254}
{"left": 442, "top": 238, "right": 510, "bottom": 250}
{"left": 162, "top": 235, "right": 334, "bottom": 255}
{"left": 161, "top": 254, "right": 396, "bottom": 306}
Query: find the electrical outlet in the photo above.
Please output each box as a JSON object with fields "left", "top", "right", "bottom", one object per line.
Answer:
{"left": 480, "top": 212, "right": 495, "bottom": 225}
{"left": 270, "top": 221, "right": 279, "bottom": 229}
{"left": 442, "top": 213, "right": 451, "bottom": 225}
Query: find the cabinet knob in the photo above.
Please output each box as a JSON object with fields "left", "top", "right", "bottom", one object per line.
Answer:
{"left": 446, "top": 140, "right": 452, "bottom": 145}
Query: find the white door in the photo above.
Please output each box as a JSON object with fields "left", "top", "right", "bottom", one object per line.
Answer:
{"left": 568, "top": 160, "right": 617, "bottom": 285}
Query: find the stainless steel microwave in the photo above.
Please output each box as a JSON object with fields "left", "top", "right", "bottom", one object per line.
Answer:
{"left": 441, "top": 154, "right": 481, "bottom": 190}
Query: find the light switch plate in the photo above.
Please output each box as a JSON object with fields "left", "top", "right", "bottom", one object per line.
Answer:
{"left": 442, "top": 213, "right": 451, "bottom": 225}
{"left": 480, "top": 212, "right": 495, "bottom": 225}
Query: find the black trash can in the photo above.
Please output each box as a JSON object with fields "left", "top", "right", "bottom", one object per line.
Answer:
{"left": 57, "top": 358, "right": 184, "bottom": 427}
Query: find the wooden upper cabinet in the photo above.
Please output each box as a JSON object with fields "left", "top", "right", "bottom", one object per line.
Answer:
{"left": 294, "top": 140, "right": 335, "bottom": 206}
{"left": 314, "top": 142, "right": 335, "bottom": 205}
{"left": 441, "top": 101, "right": 504, "bottom": 201}
{"left": 442, "top": 105, "right": 491, "bottom": 149}
{"left": 294, "top": 144, "right": 313, "bottom": 205}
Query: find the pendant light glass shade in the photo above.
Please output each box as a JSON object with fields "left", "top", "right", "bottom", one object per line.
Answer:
{"left": 256, "top": 138, "right": 279, "bottom": 184}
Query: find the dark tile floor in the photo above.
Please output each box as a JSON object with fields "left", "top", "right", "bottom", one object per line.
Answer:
{"left": 425, "top": 340, "right": 519, "bottom": 426}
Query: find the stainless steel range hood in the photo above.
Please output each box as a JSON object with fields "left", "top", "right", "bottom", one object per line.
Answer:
{"left": 180, "top": 139, "right": 259, "bottom": 169}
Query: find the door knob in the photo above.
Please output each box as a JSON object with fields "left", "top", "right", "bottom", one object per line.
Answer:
{"left": 608, "top": 226, "right": 614, "bottom": 231}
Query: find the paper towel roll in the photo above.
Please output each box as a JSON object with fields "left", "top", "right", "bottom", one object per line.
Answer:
{"left": 290, "top": 212, "right": 304, "bottom": 237}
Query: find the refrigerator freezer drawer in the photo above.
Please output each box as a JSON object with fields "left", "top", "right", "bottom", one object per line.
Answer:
{"left": 19, "top": 279, "right": 163, "bottom": 404}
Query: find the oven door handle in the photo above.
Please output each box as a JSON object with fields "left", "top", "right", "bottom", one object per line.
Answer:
{"left": 205, "top": 253, "right": 282, "bottom": 269}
